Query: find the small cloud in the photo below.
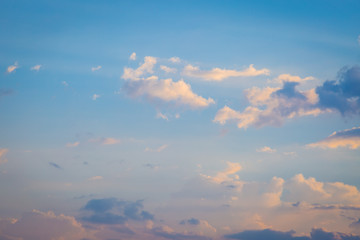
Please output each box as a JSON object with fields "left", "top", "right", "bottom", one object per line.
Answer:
{"left": 308, "top": 126, "right": 360, "bottom": 149}
{"left": 145, "top": 144, "right": 168, "bottom": 152}
{"left": 0, "top": 148, "right": 9, "bottom": 165}
{"left": 92, "top": 94, "right": 100, "bottom": 100}
{"left": 274, "top": 73, "right": 314, "bottom": 83}
{"left": 257, "top": 146, "right": 276, "bottom": 153}
{"left": 88, "top": 176, "right": 103, "bottom": 181}
{"left": 7, "top": 62, "right": 19, "bottom": 73}
{"left": 129, "top": 52, "right": 137, "bottom": 61}
{"left": 160, "top": 65, "right": 177, "bottom": 73}
{"left": 156, "top": 112, "right": 169, "bottom": 121}
{"left": 91, "top": 66, "right": 102, "bottom": 72}
{"left": 169, "top": 57, "right": 181, "bottom": 63}
{"left": 62, "top": 81, "right": 69, "bottom": 87}
{"left": 66, "top": 141, "right": 79, "bottom": 147}
{"left": 30, "top": 64, "right": 42, "bottom": 71}
{"left": 144, "top": 163, "right": 159, "bottom": 170}
{"left": 175, "top": 113, "right": 180, "bottom": 119}
{"left": 102, "top": 137, "right": 121, "bottom": 145}
{"left": 49, "top": 162, "right": 62, "bottom": 169}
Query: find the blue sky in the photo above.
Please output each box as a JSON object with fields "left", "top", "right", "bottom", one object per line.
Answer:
{"left": 1, "top": 1, "right": 360, "bottom": 239}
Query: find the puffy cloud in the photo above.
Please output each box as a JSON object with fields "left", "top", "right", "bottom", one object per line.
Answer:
{"left": 122, "top": 56, "right": 157, "bottom": 81}
{"left": 124, "top": 77, "right": 215, "bottom": 108}
{"left": 169, "top": 57, "right": 181, "bottom": 63}
{"left": 49, "top": 162, "right": 62, "bottom": 169}
{"left": 0, "top": 148, "right": 8, "bottom": 165}
{"left": 161, "top": 65, "right": 177, "bottom": 73}
{"left": 130, "top": 52, "right": 137, "bottom": 60}
{"left": 257, "top": 146, "right": 276, "bottom": 153}
{"left": 275, "top": 74, "right": 315, "bottom": 83}
{"left": 91, "top": 65, "right": 102, "bottom": 71}
{"left": 66, "top": 141, "right": 80, "bottom": 147}
{"left": 308, "top": 126, "right": 360, "bottom": 149}
{"left": 183, "top": 64, "right": 270, "bottom": 81}
{"left": 6, "top": 62, "right": 18, "bottom": 73}
{"left": 316, "top": 66, "right": 360, "bottom": 115}
{"left": 214, "top": 82, "right": 323, "bottom": 129}
{"left": 145, "top": 144, "right": 168, "bottom": 152}
{"left": 201, "top": 161, "right": 242, "bottom": 184}
{"left": 30, "top": 64, "right": 42, "bottom": 71}
{"left": 82, "top": 198, "right": 154, "bottom": 225}
{"left": 0, "top": 209, "right": 90, "bottom": 240}
{"left": 92, "top": 93, "right": 100, "bottom": 100}
{"left": 225, "top": 228, "right": 360, "bottom": 240}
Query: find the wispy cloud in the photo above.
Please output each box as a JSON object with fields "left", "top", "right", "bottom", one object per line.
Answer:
{"left": 49, "top": 162, "right": 62, "bottom": 169}
{"left": 274, "top": 73, "right": 315, "bottom": 83}
{"left": 6, "top": 62, "right": 19, "bottom": 73}
{"left": 156, "top": 112, "right": 169, "bottom": 121}
{"left": 145, "top": 144, "right": 168, "bottom": 152}
{"left": 129, "top": 52, "right": 137, "bottom": 60}
{"left": 66, "top": 141, "right": 80, "bottom": 147}
{"left": 257, "top": 146, "right": 276, "bottom": 153}
{"left": 89, "top": 137, "right": 121, "bottom": 145}
{"left": 62, "top": 81, "right": 69, "bottom": 87}
{"left": 160, "top": 65, "right": 176, "bottom": 73}
{"left": 183, "top": 64, "right": 270, "bottom": 81}
{"left": 91, "top": 65, "right": 102, "bottom": 72}
{"left": 92, "top": 94, "right": 100, "bottom": 100}
{"left": 30, "top": 64, "right": 42, "bottom": 71}
{"left": 88, "top": 176, "right": 103, "bottom": 181}
{"left": 308, "top": 126, "right": 360, "bottom": 149}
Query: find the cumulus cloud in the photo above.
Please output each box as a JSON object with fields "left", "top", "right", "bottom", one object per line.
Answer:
{"left": 316, "top": 66, "right": 360, "bottom": 115}
{"left": 275, "top": 74, "right": 315, "bottom": 83}
{"left": 122, "top": 56, "right": 157, "bottom": 81}
{"left": 91, "top": 65, "right": 102, "bottom": 71}
{"left": 225, "top": 228, "right": 360, "bottom": 240}
{"left": 145, "top": 144, "right": 168, "bottom": 152}
{"left": 214, "top": 82, "right": 323, "bottom": 129}
{"left": 169, "top": 57, "right": 181, "bottom": 63}
{"left": 92, "top": 93, "right": 100, "bottom": 100}
{"left": 0, "top": 148, "right": 8, "bottom": 165}
{"left": 30, "top": 64, "right": 42, "bottom": 71}
{"left": 308, "top": 126, "right": 360, "bottom": 149}
{"left": 183, "top": 64, "right": 270, "bottom": 81}
{"left": 201, "top": 161, "right": 242, "bottom": 184}
{"left": 161, "top": 65, "right": 177, "bottom": 73}
{"left": 130, "top": 52, "right": 137, "bottom": 60}
{"left": 6, "top": 62, "right": 18, "bottom": 73}
{"left": 0, "top": 209, "right": 90, "bottom": 240}
{"left": 81, "top": 198, "right": 154, "bottom": 225}
{"left": 257, "top": 146, "right": 276, "bottom": 153}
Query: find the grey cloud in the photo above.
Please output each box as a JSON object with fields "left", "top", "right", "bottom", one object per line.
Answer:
{"left": 275, "top": 82, "right": 307, "bottom": 100}
{"left": 48, "top": 162, "right": 62, "bottom": 169}
{"left": 152, "top": 227, "right": 212, "bottom": 240}
{"left": 179, "top": 218, "right": 200, "bottom": 225}
{"left": 316, "top": 66, "right": 360, "bottom": 115}
{"left": 81, "top": 198, "right": 153, "bottom": 225}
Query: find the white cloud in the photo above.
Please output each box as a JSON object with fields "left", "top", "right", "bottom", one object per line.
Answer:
{"left": 122, "top": 56, "right": 157, "bottom": 81}
{"left": 145, "top": 144, "right": 168, "bottom": 152}
{"left": 201, "top": 161, "right": 242, "bottom": 184}
{"left": 0, "top": 148, "right": 8, "bottom": 165}
{"left": 257, "top": 146, "right": 276, "bottom": 153}
{"left": 6, "top": 62, "right": 18, "bottom": 73}
{"left": 160, "top": 65, "right": 177, "bottom": 73}
{"left": 92, "top": 94, "right": 100, "bottom": 100}
{"left": 130, "top": 52, "right": 137, "bottom": 60}
{"left": 169, "top": 56, "right": 181, "bottom": 63}
{"left": 91, "top": 65, "right": 102, "bottom": 72}
{"left": 214, "top": 83, "right": 325, "bottom": 129}
{"left": 274, "top": 74, "right": 315, "bottom": 83}
{"left": 307, "top": 126, "right": 360, "bottom": 149}
{"left": 66, "top": 142, "right": 80, "bottom": 147}
{"left": 30, "top": 64, "right": 42, "bottom": 71}
{"left": 183, "top": 64, "right": 270, "bottom": 81}
{"left": 88, "top": 176, "right": 103, "bottom": 181}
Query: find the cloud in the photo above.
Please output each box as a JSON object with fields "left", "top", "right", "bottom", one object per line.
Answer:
{"left": 49, "top": 162, "right": 62, "bottom": 169}
{"left": 92, "top": 93, "right": 100, "bottom": 100}
{"left": 122, "top": 56, "right": 157, "bottom": 81}
{"left": 183, "top": 64, "right": 270, "bottom": 81}
{"left": 130, "top": 52, "right": 137, "bottom": 61}
{"left": 161, "top": 65, "right": 177, "bottom": 73}
{"left": 180, "top": 218, "right": 200, "bottom": 225}
{"left": 88, "top": 137, "right": 121, "bottom": 145}
{"left": 0, "top": 148, "right": 8, "bottom": 165}
{"left": 6, "top": 62, "right": 18, "bottom": 73}
{"left": 151, "top": 226, "right": 212, "bottom": 240}
{"left": 308, "top": 126, "right": 360, "bottom": 149}
{"left": 275, "top": 74, "right": 315, "bottom": 83}
{"left": 316, "top": 66, "right": 360, "bottom": 115}
{"left": 156, "top": 112, "right": 169, "bottom": 120}
{"left": 30, "top": 64, "right": 42, "bottom": 71}
{"left": 145, "top": 144, "right": 168, "bottom": 152}
{"left": 91, "top": 65, "right": 102, "bottom": 71}
{"left": 214, "top": 82, "right": 324, "bottom": 129}
{"left": 0, "top": 210, "right": 90, "bottom": 240}
{"left": 88, "top": 176, "right": 103, "bottom": 181}
{"left": 257, "top": 146, "right": 276, "bottom": 153}
{"left": 225, "top": 228, "right": 360, "bottom": 240}
{"left": 201, "top": 161, "right": 242, "bottom": 184}
{"left": 66, "top": 141, "right": 80, "bottom": 147}
{"left": 82, "top": 198, "right": 153, "bottom": 225}
{"left": 169, "top": 57, "right": 181, "bottom": 63}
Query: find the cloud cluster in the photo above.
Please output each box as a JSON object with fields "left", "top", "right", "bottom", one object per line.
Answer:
{"left": 308, "top": 126, "right": 360, "bottom": 149}
{"left": 183, "top": 64, "right": 270, "bottom": 81}
{"left": 81, "top": 198, "right": 153, "bottom": 225}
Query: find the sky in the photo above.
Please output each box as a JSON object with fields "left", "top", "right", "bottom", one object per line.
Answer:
{"left": 0, "top": 0, "right": 360, "bottom": 239}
